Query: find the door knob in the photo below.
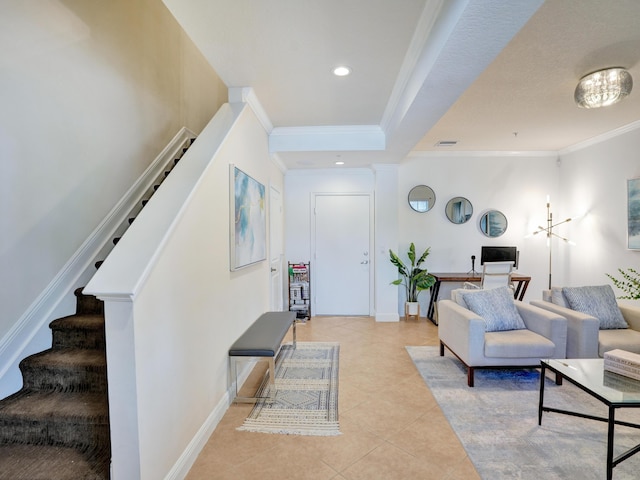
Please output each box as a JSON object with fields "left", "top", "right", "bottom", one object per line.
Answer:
{"left": 360, "top": 260, "right": 369, "bottom": 264}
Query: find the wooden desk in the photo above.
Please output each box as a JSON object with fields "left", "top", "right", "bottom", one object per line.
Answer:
{"left": 427, "top": 272, "right": 531, "bottom": 324}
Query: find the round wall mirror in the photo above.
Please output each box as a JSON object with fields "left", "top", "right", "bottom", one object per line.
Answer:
{"left": 408, "top": 185, "right": 436, "bottom": 213}
{"left": 480, "top": 210, "right": 508, "bottom": 237}
{"left": 445, "top": 197, "right": 473, "bottom": 224}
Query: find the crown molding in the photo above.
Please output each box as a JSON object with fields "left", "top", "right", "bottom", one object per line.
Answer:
{"left": 228, "top": 87, "right": 273, "bottom": 133}
{"left": 407, "top": 150, "right": 558, "bottom": 158}
{"left": 559, "top": 119, "right": 640, "bottom": 155}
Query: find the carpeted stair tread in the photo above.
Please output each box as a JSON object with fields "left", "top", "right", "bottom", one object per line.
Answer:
{"left": 50, "top": 314, "right": 105, "bottom": 350}
{"left": 73, "top": 288, "right": 103, "bottom": 316}
{"left": 20, "top": 349, "right": 107, "bottom": 392}
{"left": 50, "top": 314, "right": 104, "bottom": 332}
{"left": 0, "top": 444, "right": 109, "bottom": 480}
{"left": 0, "top": 389, "right": 108, "bottom": 420}
{"left": 0, "top": 390, "right": 109, "bottom": 449}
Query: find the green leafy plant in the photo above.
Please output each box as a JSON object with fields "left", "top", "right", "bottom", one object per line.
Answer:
{"left": 607, "top": 267, "right": 640, "bottom": 300}
{"left": 389, "top": 243, "right": 436, "bottom": 302}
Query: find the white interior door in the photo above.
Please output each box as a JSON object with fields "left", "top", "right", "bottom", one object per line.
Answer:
{"left": 269, "top": 186, "right": 283, "bottom": 311}
{"left": 313, "top": 194, "right": 371, "bottom": 315}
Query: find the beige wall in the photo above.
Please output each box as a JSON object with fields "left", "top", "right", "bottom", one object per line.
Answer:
{"left": 0, "top": 0, "right": 226, "bottom": 343}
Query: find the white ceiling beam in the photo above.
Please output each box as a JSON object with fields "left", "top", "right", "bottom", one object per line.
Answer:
{"left": 269, "top": 125, "right": 385, "bottom": 153}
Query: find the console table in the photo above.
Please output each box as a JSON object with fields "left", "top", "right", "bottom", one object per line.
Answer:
{"left": 426, "top": 272, "right": 531, "bottom": 323}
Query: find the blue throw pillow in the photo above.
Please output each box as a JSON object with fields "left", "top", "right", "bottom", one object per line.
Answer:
{"left": 562, "top": 285, "right": 628, "bottom": 330}
{"left": 460, "top": 286, "right": 526, "bottom": 332}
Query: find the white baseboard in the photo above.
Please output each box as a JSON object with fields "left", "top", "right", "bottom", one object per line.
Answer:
{"left": 375, "top": 313, "right": 400, "bottom": 322}
{"left": 163, "top": 391, "right": 231, "bottom": 480}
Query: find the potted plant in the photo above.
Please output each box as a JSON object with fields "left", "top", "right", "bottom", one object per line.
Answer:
{"left": 389, "top": 243, "right": 436, "bottom": 317}
{"left": 607, "top": 267, "right": 640, "bottom": 300}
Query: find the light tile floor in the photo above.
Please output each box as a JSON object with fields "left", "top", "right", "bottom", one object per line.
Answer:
{"left": 186, "top": 316, "right": 480, "bottom": 480}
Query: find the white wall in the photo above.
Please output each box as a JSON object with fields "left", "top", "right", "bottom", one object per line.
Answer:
{"left": 399, "top": 153, "right": 561, "bottom": 312}
{"left": 0, "top": 0, "right": 226, "bottom": 377}
{"left": 559, "top": 126, "right": 640, "bottom": 303}
{"left": 86, "top": 102, "right": 282, "bottom": 479}
{"left": 285, "top": 154, "right": 563, "bottom": 319}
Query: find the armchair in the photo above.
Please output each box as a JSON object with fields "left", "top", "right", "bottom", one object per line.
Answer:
{"left": 531, "top": 285, "right": 640, "bottom": 358}
{"left": 438, "top": 286, "right": 567, "bottom": 386}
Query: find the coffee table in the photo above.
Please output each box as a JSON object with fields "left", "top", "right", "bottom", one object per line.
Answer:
{"left": 539, "top": 358, "right": 640, "bottom": 480}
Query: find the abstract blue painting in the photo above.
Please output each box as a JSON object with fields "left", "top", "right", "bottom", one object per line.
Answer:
{"left": 230, "top": 165, "right": 266, "bottom": 270}
{"left": 629, "top": 178, "right": 640, "bottom": 250}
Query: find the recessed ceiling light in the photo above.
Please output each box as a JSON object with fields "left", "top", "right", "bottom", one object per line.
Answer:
{"left": 335, "top": 161, "right": 345, "bottom": 165}
{"left": 333, "top": 66, "right": 351, "bottom": 77}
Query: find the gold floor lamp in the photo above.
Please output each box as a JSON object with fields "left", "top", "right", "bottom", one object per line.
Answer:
{"left": 531, "top": 197, "right": 575, "bottom": 289}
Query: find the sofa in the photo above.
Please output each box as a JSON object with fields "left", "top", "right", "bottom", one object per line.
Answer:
{"left": 531, "top": 285, "right": 640, "bottom": 358}
{"left": 438, "top": 286, "right": 567, "bottom": 386}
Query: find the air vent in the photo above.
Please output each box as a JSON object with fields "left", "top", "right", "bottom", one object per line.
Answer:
{"left": 436, "top": 140, "right": 458, "bottom": 147}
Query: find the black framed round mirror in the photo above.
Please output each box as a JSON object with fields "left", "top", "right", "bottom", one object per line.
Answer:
{"left": 408, "top": 185, "right": 435, "bottom": 213}
{"left": 479, "top": 210, "right": 508, "bottom": 237}
{"left": 445, "top": 197, "right": 473, "bottom": 224}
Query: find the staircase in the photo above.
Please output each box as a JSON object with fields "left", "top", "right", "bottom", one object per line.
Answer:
{"left": 0, "top": 138, "right": 195, "bottom": 479}
{"left": 0, "top": 290, "right": 109, "bottom": 480}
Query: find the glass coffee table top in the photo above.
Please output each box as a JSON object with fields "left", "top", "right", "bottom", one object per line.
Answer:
{"left": 544, "top": 358, "right": 640, "bottom": 404}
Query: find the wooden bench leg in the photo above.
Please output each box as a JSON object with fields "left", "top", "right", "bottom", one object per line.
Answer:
{"left": 467, "top": 367, "right": 475, "bottom": 387}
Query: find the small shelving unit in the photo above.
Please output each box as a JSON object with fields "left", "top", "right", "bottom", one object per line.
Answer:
{"left": 288, "top": 262, "right": 310, "bottom": 320}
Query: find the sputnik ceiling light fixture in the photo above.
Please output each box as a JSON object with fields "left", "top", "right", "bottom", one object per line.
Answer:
{"left": 574, "top": 67, "right": 633, "bottom": 108}
{"left": 530, "top": 196, "right": 576, "bottom": 289}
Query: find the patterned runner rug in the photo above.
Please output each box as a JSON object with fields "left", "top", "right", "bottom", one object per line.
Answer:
{"left": 238, "top": 342, "right": 340, "bottom": 436}
{"left": 407, "top": 346, "right": 640, "bottom": 480}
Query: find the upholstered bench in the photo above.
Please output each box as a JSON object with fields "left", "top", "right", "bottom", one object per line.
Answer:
{"left": 229, "top": 311, "right": 297, "bottom": 403}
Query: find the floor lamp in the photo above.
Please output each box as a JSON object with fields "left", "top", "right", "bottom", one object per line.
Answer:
{"left": 531, "top": 197, "right": 575, "bottom": 289}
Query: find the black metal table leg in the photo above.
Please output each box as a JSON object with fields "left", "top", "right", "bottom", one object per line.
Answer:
{"left": 538, "top": 363, "right": 546, "bottom": 425}
{"left": 607, "top": 407, "right": 615, "bottom": 480}
{"left": 427, "top": 280, "right": 441, "bottom": 323}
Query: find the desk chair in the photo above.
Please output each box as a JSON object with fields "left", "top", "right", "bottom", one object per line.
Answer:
{"left": 464, "top": 261, "right": 514, "bottom": 291}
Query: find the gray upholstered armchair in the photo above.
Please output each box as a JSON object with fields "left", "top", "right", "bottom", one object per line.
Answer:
{"left": 531, "top": 285, "right": 640, "bottom": 358}
{"left": 438, "top": 286, "right": 567, "bottom": 386}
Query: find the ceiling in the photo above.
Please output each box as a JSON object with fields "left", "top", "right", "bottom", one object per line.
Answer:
{"left": 163, "top": 0, "right": 640, "bottom": 169}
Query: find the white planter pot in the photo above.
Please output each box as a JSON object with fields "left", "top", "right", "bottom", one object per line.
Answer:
{"left": 405, "top": 301, "right": 420, "bottom": 317}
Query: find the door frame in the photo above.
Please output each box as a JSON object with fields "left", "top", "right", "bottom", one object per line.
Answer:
{"left": 310, "top": 192, "right": 375, "bottom": 316}
{"left": 269, "top": 184, "right": 284, "bottom": 311}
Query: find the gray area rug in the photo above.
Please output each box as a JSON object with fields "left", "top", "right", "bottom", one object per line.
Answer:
{"left": 238, "top": 342, "right": 340, "bottom": 436}
{"left": 407, "top": 346, "right": 640, "bottom": 479}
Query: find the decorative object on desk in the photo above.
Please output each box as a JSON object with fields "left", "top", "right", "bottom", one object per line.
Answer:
{"left": 407, "top": 346, "right": 640, "bottom": 480}
{"left": 407, "top": 185, "right": 435, "bottom": 213}
{"left": 627, "top": 177, "right": 640, "bottom": 249}
{"left": 445, "top": 196, "right": 473, "bottom": 224}
{"left": 529, "top": 196, "right": 575, "bottom": 289}
{"left": 229, "top": 165, "right": 266, "bottom": 271}
{"left": 607, "top": 267, "right": 640, "bottom": 300}
{"left": 468, "top": 254, "right": 478, "bottom": 275}
{"left": 479, "top": 210, "right": 507, "bottom": 237}
{"left": 237, "top": 342, "right": 340, "bottom": 436}
{"left": 389, "top": 243, "right": 436, "bottom": 317}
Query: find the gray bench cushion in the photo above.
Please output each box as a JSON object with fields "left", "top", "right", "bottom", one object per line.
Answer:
{"left": 229, "top": 311, "right": 296, "bottom": 357}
